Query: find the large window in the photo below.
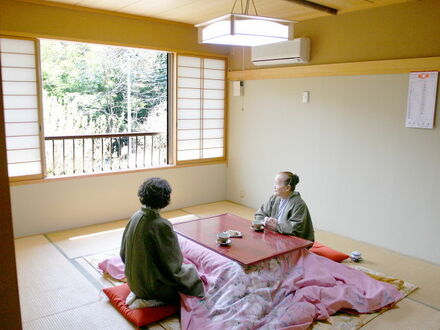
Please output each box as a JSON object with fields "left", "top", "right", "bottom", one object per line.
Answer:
{"left": 1, "top": 36, "right": 226, "bottom": 181}
{"left": 41, "top": 40, "right": 169, "bottom": 176}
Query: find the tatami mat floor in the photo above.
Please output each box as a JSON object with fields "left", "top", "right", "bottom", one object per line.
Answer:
{"left": 15, "top": 201, "right": 440, "bottom": 329}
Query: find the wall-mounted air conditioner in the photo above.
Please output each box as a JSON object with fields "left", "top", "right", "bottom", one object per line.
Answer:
{"left": 251, "top": 38, "right": 310, "bottom": 66}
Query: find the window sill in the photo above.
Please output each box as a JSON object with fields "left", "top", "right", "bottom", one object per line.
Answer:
{"left": 9, "top": 159, "right": 227, "bottom": 186}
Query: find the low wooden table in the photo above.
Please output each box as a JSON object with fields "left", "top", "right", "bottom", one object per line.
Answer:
{"left": 173, "top": 213, "right": 313, "bottom": 266}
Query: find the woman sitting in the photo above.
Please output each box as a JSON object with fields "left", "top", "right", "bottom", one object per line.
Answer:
{"left": 120, "top": 177, "right": 204, "bottom": 307}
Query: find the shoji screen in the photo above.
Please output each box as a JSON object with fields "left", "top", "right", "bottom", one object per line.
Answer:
{"left": 176, "top": 55, "right": 225, "bottom": 162}
{"left": 0, "top": 37, "right": 43, "bottom": 179}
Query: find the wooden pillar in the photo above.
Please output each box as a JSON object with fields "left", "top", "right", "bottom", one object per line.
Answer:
{"left": 0, "top": 69, "right": 22, "bottom": 328}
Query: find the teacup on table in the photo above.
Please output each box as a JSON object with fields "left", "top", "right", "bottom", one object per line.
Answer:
{"left": 350, "top": 251, "right": 362, "bottom": 262}
{"left": 217, "top": 232, "right": 230, "bottom": 244}
{"left": 252, "top": 223, "right": 264, "bottom": 231}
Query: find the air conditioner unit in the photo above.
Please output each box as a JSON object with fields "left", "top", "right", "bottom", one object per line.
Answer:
{"left": 251, "top": 38, "right": 310, "bottom": 66}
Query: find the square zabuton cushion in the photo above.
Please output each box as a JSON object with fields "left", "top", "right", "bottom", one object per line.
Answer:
{"left": 310, "top": 241, "right": 350, "bottom": 262}
{"left": 103, "top": 283, "right": 178, "bottom": 327}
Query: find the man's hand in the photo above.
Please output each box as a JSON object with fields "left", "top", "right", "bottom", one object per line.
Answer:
{"left": 265, "top": 217, "right": 278, "bottom": 231}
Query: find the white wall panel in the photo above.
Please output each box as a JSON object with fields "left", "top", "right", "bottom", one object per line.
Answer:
{"left": 227, "top": 74, "right": 440, "bottom": 265}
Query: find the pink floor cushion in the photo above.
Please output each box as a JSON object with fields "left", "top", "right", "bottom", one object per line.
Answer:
{"left": 310, "top": 241, "right": 350, "bottom": 262}
{"left": 103, "top": 283, "right": 178, "bottom": 327}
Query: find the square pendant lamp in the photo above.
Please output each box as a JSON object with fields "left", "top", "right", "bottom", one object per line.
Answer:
{"left": 195, "top": 14, "right": 295, "bottom": 47}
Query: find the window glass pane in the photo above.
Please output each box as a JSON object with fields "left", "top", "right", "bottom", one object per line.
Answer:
{"left": 178, "top": 150, "right": 200, "bottom": 160}
{"left": 203, "top": 119, "right": 223, "bottom": 129}
{"left": 178, "top": 77, "right": 201, "bottom": 89}
{"left": 204, "top": 58, "right": 225, "bottom": 70}
{"left": 178, "top": 56, "right": 201, "bottom": 67}
{"left": 178, "top": 66, "right": 201, "bottom": 78}
{"left": 3, "top": 81, "right": 37, "bottom": 95}
{"left": 178, "top": 139, "right": 200, "bottom": 150}
{"left": 203, "top": 110, "right": 224, "bottom": 119}
{"left": 3, "top": 95, "right": 38, "bottom": 109}
{"left": 7, "top": 149, "right": 41, "bottom": 163}
{"left": 203, "top": 129, "right": 223, "bottom": 139}
{"left": 5, "top": 122, "right": 39, "bottom": 136}
{"left": 0, "top": 38, "right": 35, "bottom": 54}
{"left": 178, "top": 88, "right": 200, "bottom": 99}
{"left": 1, "top": 53, "right": 35, "bottom": 68}
{"left": 204, "top": 69, "right": 224, "bottom": 79}
{"left": 178, "top": 98, "right": 201, "bottom": 109}
{"left": 39, "top": 39, "right": 169, "bottom": 176}
{"left": 178, "top": 129, "right": 200, "bottom": 140}
{"left": 204, "top": 89, "right": 224, "bottom": 99}
{"left": 204, "top": 79, "right": 225, "bottom": 89}
{"left": 202, "top": 148, "right": 223, "bottom": 158}
{"left": 177, "top": 109, "right": 201, "bottom": 119}
{"left": 1, "top": 68, "right": 37, "bottom": 81}
{"left": 203, "top": 138, "right": 223, "bottom": 148}
{"left": 8, "top": 162, "right": 41, "bottom": 176}
{"left": 204, "top": 99, "right": 224, "bottom": 109}
{"left": 4, "top": 109, "right": 38, "bottom": 122}
{"left": 178, "top": 119, "right": 200, "bottom": 129}
{"left": 6, "top": 136, "right": 40, "bottom": 150}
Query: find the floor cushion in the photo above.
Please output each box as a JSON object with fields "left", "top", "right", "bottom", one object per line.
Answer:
{"left": 310, "top": 241, "right": 350, "bottom": 262}
{"left": 103, "top": 283, "right": 178, "bottom": 327}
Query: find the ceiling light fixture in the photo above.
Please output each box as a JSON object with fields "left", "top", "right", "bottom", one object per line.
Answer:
{"left": 195, "top": 0, "right": 296, "bottom": 47}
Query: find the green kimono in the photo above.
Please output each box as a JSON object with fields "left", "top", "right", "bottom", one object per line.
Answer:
{"left": 120, "top": 207, "right": 204, "bottom": 303}
{"left": 254, "top": 192, "right": 315, "bottom": 241}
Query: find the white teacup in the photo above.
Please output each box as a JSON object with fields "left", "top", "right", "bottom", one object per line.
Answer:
{"left": 351, "top": 251, "right": 362, "bottom": 262}
{"left": 217, "top": 232, "right": 230, "bottom": 243}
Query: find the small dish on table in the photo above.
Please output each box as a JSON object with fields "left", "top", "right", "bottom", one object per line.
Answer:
{"left": 216, "top": 238, "right": 232, "bottom": 246}
{"left": 226, "top": 229, "right": 243, "bottom": 238}
{"left": 250, "top": 223, "right": 264, "bottom": 232}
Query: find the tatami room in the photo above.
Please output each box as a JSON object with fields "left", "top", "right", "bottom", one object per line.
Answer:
{"left": 1, "top": 0, "right": 440, "bottom": 329}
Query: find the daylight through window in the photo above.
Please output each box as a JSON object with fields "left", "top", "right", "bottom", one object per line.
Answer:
{"left": 41, "top": 40, "right": 169, "bottom": 176}
{"left": 1, "top": 36, "right": 227, "bottom": 181}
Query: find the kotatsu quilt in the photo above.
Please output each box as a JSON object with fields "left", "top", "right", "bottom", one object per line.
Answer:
{"left": 100, "top": 236, "right": 402, "bottom": 329}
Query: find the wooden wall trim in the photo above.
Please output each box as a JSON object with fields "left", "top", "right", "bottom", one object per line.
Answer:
{"left": 227, "top": 56, "right": 440, "bottom": 81}
{"left": 0, "top": 65, "right": 23, "bottom": 328}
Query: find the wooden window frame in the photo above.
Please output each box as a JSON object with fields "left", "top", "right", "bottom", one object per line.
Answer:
{"left": 2, "top": 36, "right": 228, "bottom": 184}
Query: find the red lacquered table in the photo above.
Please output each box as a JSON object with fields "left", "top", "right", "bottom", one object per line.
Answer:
{"left": 173, "top": 213, "right": 313, "bottom": 266}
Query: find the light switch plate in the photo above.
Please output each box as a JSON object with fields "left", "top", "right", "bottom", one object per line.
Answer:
{"left": 302, "top": 91, "right": 310, "bottom": 103}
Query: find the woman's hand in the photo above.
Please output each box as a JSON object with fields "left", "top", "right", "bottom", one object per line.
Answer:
{"left": 265, "top": 217, "right": 278, "bottom": 231}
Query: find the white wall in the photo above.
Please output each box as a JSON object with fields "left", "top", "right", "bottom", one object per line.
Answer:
{"left": 11, "top": 164, "right": 227, "bottom": 237}
{"left": 227, "top": 74, "right": 440, "bottom": 265}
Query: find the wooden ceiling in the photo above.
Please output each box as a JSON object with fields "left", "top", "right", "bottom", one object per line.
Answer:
{"left": 35, "top": 0, "right": 414, "bottom": 25}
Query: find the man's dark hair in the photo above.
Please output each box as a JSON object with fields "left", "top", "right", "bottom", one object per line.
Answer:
{"left": 138, "top": 177, "right": 172, "bottom": 209}
{"left": 280, "top": 171, "right": 299, "bottom": 191}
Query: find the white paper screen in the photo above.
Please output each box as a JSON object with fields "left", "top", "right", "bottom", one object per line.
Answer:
{"left": 1, "top": 37, "right": 42, "bottom": 177}
{"left": 177, "top": 55, "right": 225, "bottom": 161}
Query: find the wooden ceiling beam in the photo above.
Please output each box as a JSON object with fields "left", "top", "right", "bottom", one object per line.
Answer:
{"left": 283, "top": 0, "right": 338, "bottom": 15}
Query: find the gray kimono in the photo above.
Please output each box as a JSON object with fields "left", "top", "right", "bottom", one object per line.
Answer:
{"left": 254, "top": 192, "right": 315, "bottom": 241}
{"left": 120, "top": 207, "right": 204, "bottom": 303}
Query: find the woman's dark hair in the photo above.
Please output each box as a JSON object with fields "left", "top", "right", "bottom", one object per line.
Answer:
{"left": 138, "top": 177, "right": 172, "bottom": 209}
{"left": 280, "top": 171, "right": 299, "bottom": 191}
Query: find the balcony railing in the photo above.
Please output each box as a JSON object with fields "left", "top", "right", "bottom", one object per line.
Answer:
{"left": 45, "top": 132, "right": 167, "bottom": 176}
